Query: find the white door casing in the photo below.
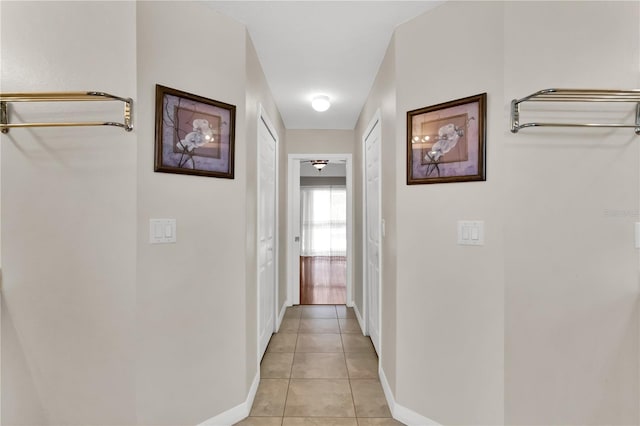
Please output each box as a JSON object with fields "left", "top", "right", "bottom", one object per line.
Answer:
{"left": 363, "top": 111, "right": 381, "bottom": 355}
{"left": 258, "top": 106, "right": 278, "bottom": 360}
{"left": 288, "top": 158, "right": 301, "bottom": 305}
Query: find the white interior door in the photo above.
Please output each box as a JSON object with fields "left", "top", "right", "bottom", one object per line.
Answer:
{"left": 364, "top": 116, "right": 381, "bottom": 355}
{"left": 258, "top": 113, "right": 277, "bottom": 360}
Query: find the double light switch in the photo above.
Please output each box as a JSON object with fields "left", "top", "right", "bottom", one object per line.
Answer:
{"left": 457, "top": 220, "right": 484, "bottom": 246}
{"left": 150, "top": 219, "right": 176, "bottom": 244}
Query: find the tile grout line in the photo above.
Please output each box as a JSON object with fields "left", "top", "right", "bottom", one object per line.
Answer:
{"left": 344, "top": 328, "right": 360, "bottom": 422}
{"left": 341, "top": 326, "right": 361, "bottom": 425}
{"left": 281, "top": 310, "right": 301, "bottom": 422}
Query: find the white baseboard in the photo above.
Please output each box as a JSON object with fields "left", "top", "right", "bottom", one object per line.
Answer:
{"left": 350, "top": 301, "right": 366, "bottom": 335}
{"left": 196, "top": 371, "right": 260, "bottom": 426}
{"left": 379, "top": 367, "right": 441, "bottom": 426}
{"left": 275, "top": 299, "right": 289, "bottom": 332}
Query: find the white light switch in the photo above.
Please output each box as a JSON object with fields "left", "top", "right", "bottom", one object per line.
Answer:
{"left": 458, "top": 220, "right": 484, "bottom": 246}
{"left": 635, "top": 223, "right": 640, "bottom": 248}
{"left": 462, "top": 226, "right": 470, "bottom": 240}
{"left": 150, "top": 219, "right": 176, "bottom": 244}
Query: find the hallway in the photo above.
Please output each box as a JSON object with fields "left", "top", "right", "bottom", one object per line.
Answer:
{"left": 236, "top": 305, "right": 402, "bottom": 425}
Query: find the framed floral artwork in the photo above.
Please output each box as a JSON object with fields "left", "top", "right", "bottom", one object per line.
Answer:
{"left": 407, "top": 93, "right": 486, "bottom": 184}
{"left": 154, "top": 84, "right": 235, "bottom": 179}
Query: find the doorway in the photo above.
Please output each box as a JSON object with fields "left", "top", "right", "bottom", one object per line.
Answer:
{"left": 299, "top": 165, "right": 347, "bottom": 304}
{"left": 287, "top": 154, "right": 353, "bottom": 307}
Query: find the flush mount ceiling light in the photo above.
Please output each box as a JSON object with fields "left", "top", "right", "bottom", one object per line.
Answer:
{"left": 311, "top": 95, "right": 331, "bottom": 112}
{"left": 311, "top": 160, "right": 329, "bottom": 171}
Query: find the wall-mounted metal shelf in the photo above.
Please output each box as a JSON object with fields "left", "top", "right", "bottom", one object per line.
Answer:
{"left": 510, "top": 88, "right": 640, "bottom": 135}
{"left": 0, "top": 91, "right": 133, "bottom": 133}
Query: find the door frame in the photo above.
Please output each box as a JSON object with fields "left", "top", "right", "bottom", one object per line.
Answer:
{"left": 257, "top": 104, "right": 279, "bottom": 361}
{"left": 287, "top": 153, "right": 353, "bottom": 307}
{"left": 362, "top": 110, "right": 382, "bottom": 350}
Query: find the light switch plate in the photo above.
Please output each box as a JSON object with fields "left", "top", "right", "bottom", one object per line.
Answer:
{"left": 150, "top": 219, "right": 176, "bottom": 244}
{"left": 635, "top": 223, "right": 640, "bottom": 248}
{"left": 458, "top": 220, "right": 484, "bottom": 246}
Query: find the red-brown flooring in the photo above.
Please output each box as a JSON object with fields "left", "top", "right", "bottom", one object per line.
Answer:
{"left": 300, "top": 256, "right": 346, "bottom": 305}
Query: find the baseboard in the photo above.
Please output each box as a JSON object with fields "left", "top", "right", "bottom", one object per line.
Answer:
{"left": 196, "top": 370, "right": 260, "bottom": 426}
{"left": 350, "top": 301, "right": 366, "bottom": 335}
{"left": 275, "top": 299, "right": 289, "bottom": 332}
{"left": 379, "top": 367, "right": 441, "bottom": 426}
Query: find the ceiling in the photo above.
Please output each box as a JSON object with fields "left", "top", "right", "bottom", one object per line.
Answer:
{"left": 206, "top": 1, "right": 442, "bottom": 130}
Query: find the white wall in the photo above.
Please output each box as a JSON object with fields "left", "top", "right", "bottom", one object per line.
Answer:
{"left": 300, "top": 177, "right": 346, "bottom": 186}
{"left": 1, "top": 2, "right": 137, "bottom": 424}
{"left": 2, "top": 2, "right": 286, "bottom": 424}
{"left": 286, "top": 129, "right": 355, "bottom": 154}
{"left": 503, "top": 2, "right": 639, "bottom": 424}
{"left": 386, "top": 1, "right": 639, "bottom": 424}
{"left": 395, "top": 3, "right": 506, "bottom": 423}
{"left": 1, "top": 295, "right": 47, "bottom": 425}
{"left": 135, "top": 2, "right": 249, "bottom": 424}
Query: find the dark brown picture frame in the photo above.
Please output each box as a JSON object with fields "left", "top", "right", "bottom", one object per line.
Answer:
{"left": 154, "top": 84, "right": 235, "bottom": 179}
{"left": 407, "top": 93, "right": 486, "bottom": 185}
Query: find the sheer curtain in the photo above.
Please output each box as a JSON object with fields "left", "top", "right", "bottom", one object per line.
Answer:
{"left": 300, "top": 186, "right": 347, "bottom": 257}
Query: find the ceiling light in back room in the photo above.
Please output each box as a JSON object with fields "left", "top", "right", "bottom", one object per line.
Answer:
{"left": 311, "top": 95, "right": 331, "bottom": 112}
{"left": 311, "top": 160, "right": 329, "bottom": 171}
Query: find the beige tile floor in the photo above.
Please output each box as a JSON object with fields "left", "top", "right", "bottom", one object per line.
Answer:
{"left": 235, "top": 305, "right": 404, "bottom": 426}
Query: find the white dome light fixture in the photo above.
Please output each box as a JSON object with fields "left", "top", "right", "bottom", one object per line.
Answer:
{"left": 311, "top": 95, "right": 331, "bottom": 112}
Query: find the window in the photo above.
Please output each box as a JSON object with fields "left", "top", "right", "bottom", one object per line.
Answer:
{"left": 300, "top": 186, "right": 346, "bottom": 257}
